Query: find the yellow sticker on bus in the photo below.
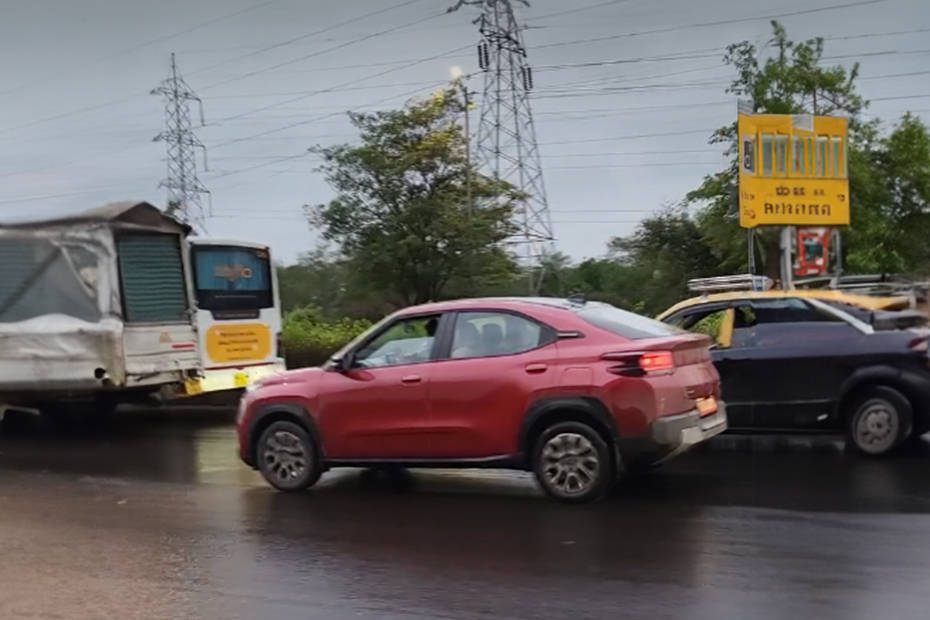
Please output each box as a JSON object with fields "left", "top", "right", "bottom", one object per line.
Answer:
{"left": 738, "top": 113, "right": 850, "bottom": 228}
{"left": 205, "top": 323, "right": 272, "bottom": 363}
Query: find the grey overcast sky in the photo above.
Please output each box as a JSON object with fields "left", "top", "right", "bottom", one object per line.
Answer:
{"left": 0, "top": 0, "right": 928, "bottom": 263}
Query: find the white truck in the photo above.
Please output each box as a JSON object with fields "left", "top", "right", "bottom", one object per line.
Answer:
{"left": 0, "top": 201, "right": 202, "bottom": 417}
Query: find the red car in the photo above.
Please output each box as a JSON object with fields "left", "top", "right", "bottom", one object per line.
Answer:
{"left": 237, "top": 297, "right": 726, "bottom": 502}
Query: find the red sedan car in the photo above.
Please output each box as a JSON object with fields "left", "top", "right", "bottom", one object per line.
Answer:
{"left": 237, "top": 297, "right": 726, "bottom": 502}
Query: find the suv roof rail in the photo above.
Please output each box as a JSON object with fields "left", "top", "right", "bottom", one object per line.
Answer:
{"left": 688, "top": 274, "right": 773, "bottom": 293}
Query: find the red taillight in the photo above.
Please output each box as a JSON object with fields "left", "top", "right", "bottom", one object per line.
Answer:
{"left": 603, "top": 350, "right": 675, "bottom": 376}
{"left": 909, "top": 337, "right": 928, "bottom": 353}
{"left": 639, "top": 351, "right": 674, "bottom": 372}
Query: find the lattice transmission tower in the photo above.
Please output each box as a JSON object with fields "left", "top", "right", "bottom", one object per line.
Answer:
{"left": 152, "top": 52, "right": 210, "bottom": 230}
{"left": 449, "top": 0, "right": 554, "bottom": 293}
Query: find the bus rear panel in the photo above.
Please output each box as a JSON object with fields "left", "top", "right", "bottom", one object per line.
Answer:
{"left": 189, "top": 239, "right": 285, "bottom": 394}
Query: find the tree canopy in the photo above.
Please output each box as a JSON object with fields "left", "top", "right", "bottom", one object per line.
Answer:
{"left": 308, "top": 89, "right": 521, "bottom": 306}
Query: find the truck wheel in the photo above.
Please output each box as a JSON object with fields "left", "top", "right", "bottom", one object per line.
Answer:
{"left": 257, "top": 421, "right": 322, "bottom": 492}
{"left": 533, "top": 421, "right": 613, "bottom": 503}
{"left": 846, "top": 386, "right": 912, "bottom": 456}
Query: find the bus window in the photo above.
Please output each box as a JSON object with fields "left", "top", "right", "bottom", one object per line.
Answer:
{"left": 792, "top": 137, "right": 805, "bottom": 175}
{"left": 742, "top": 135, "right": 756, "bottom": 173}
{"left": 832, "top": 136, "right": 844, "bottom": 178}
{"left": 761, "top": 134, "right": 773, "bottom": 176}
{"left": 815, "top": 137, "right": 828, "bottom": 177}
{"left": 775, "top": 135, "right": 788, "bottom": 176}
{"left": 192, "top": 245, "right": 273, "bottom": 313}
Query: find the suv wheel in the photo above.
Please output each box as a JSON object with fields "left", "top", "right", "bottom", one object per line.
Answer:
{"left": 257, "top": 421, "right": 322, "bottom": 492}
{"left": 846, "top": 386, "right": 912, "bottom": 456}
{"left": 533, "top": 421, "right": 613, "bottom": 503}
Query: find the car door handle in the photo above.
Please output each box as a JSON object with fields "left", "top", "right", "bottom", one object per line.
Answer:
{"left": 401, "top": 375, "right": 422, "bottom": 384}
{"left": 525, "top": 363, "right": 548, "bottom": 374}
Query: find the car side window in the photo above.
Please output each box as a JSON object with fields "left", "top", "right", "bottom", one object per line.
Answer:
{"left": 353, "top": 314, "right": 441, "bottom": 368}
{"left": 673, "top": 307, "right": 731, "bottom": 346}
{"left": 451, "top": 311, "right": 546, "bottom": 359}
{"left": 730, "top": 300, "right": 846, "bottom": 348}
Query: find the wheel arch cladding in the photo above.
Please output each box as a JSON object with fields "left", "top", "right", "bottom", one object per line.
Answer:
{"left": 520, "top": 397, "right": 622, "bottom": 474}
{"left": 250, "top": 403, "right": 322, "bottom": 464}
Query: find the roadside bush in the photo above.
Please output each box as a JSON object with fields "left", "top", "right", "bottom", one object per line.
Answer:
{"left": 281, "top": 305, "right": 372, "bottom": 368}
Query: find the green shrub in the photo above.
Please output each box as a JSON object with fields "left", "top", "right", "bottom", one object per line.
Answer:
{"left": 281, "top": 306, "right": 372, "bottom": 368}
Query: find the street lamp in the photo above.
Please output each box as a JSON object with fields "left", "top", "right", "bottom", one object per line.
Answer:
{"left": 450, "top": 66, "right": 472, "bottom": 214}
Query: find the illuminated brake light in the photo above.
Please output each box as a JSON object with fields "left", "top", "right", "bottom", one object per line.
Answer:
{"left": 603, "top": 350, "right": 675, "bottom": 376}
{"left": 640, "top": 351, "right": 675, "bottom": 372}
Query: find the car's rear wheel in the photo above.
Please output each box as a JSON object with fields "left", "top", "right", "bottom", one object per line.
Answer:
{"left": 257, "top": 421, "right": 322, "bottom": 492}
{"left": 533, "top": 421, "right": 613, "bottom": 503}
{"left": 846, "top": 386, "right": 912, "bottom": 456}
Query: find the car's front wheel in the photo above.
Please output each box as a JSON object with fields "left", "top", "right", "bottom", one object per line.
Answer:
{"left": 257, "top": 421, "right": 322, "bottom": 492}
{"left": 533, "top": 421, "right": 613, "bottom": 503}
{"left": 846, "top": 386, "right": 912, "bottom": 456}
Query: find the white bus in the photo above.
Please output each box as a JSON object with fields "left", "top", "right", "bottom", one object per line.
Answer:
{"left": 187, "top": 238, "right": 286, "bottom": 394}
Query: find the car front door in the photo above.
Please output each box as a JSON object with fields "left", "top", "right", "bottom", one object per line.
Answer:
{"left": 730, "top": 301, "right": 861, "bottom": 431}
{"left": 424, "top": 310, "right": 558, "bottom": 459}
{"left": 317, "top": 313, "right": 445, "bottom": 459}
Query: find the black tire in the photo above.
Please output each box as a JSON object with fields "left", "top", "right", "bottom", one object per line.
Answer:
{"left": 532, "top": 421, "right": 614, "bottom": 503}
{"left": 256, "top": 421, "right": 322, "bottom": 492}
{"left": 845, "top": 386, "right": 913, "bottom": 457}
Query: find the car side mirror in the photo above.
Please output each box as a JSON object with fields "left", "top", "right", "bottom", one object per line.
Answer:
{"left": 328, "top": 355, "right": 352, "bottom": 372}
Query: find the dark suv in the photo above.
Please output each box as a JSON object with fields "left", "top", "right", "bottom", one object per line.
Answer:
{"left": 237, "top": 297, "right": 726, "bottom": 502}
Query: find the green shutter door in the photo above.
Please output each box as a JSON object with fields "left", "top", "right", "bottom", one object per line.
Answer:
{"left": 117, "top": 234, "right": 188, "bottom": 322}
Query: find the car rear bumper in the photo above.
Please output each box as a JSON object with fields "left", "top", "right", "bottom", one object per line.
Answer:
{"left": 649, "top": 403, "right": 728, "bottom": 463}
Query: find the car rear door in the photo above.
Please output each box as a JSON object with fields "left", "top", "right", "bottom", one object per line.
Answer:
{"left": 425, "top": 310, "right": 558, "bottom": 458}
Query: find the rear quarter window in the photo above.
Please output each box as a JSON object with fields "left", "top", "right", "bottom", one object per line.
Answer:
{"left": 578, "top": 303, "right": 682, "bottom": 339}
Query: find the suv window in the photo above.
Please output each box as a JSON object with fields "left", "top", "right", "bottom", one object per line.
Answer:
{"left": 578, "top": 302, "right": 680, "bottom": 339}
{"left": 353, "top": 314, "right": 440, "bottom": 368}
{"left": 451, "top": 311, "right": 547, "bottom": 358}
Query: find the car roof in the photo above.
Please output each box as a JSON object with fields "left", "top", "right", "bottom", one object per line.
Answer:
{"left": 657, "top": 289, "right": 910, "bottom": 320}
{"left": 396, "top": 297, "right": 586, "bottom": 315}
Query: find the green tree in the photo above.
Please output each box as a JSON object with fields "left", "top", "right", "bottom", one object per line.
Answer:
{"left": 609, "top": 209, "right": 719, "bottom": 313}
{"left": 845, "top": 113, "right": 930, "bottom": 272}
{"left": 309, "top": 89, "right": 520, "bottom": 306}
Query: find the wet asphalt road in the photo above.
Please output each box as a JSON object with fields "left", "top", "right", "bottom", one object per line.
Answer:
{"left": 1, "top": 410, "right": 929, "bottom": 620}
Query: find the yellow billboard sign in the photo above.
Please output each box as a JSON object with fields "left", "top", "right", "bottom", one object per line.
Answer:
{"left": 206, "top": 323, "right": 272, "bottom": 364}
{"left": 738, "top": 113, "right": 850, "bottom": 228}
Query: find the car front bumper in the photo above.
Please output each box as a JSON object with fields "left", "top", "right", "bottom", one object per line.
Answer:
{"left": 649, "top": 403, "right": 728, "bottom": 463}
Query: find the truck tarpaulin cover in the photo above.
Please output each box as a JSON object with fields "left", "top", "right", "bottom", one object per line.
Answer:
{"left": 0, "top": 226, "right": 125, "bottom": 390}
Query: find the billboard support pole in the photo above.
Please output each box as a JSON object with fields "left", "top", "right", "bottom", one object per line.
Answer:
{"left": 780, "top": 226, "right": 794, "bottom": 289}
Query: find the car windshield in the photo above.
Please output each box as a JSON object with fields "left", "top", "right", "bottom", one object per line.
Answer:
{"left": 577, "top": 302, "right": 683, "bottom": 339}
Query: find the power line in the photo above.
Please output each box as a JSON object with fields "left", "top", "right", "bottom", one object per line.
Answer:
{"left": 207, "top": 79, "right": 439, "bottom": 100}
{"left": 535, "top": 0, "right": 887, "bottom": 50}
{"left": 549, "top": 161, "right": 721, "bottom": 170}
{"left": 0, "top": 181, "right": 149, "bottom": 206}
{"left": 198, "top": 8, "right": 445, "bottom": 93}
{"left": 209, "top": 41, "right": 463, "bottom": 148}
{"left": 189, "top": 0, "right": 425, "bottom": 78}
{"left": 541, "top": 128, "right": 715, "bottom": 146}
{"left": 541, "top": 148, "right": 721, "bottom": 158}
{"left": 0, "top": 0, "right": 283, "bottom": 97}
{"left": 529, "top": 0, "right": 633, "bottom": 22}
